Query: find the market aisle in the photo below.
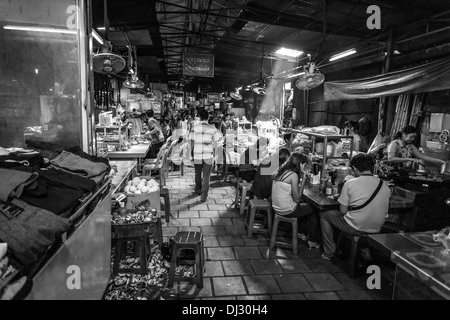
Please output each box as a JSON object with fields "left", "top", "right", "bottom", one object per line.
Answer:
{"left": 159, "top": 166, "right": 392, "bottom": 300}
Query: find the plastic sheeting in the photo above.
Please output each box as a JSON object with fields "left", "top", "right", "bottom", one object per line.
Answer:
{"left": 324, "top": 57, "right": 450, "bottom": 101}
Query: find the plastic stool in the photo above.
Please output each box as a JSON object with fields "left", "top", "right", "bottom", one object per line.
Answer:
{"left": 112, "top": 236, "right": 148, "bottom": 275}
{"left": 234, "top": 182, "right": 252, "bottom": 216}
{"left": 246, "top": 199, "right": 273, "bottom": 237}
{"left": 168, "top": 231, "right": 205, "bottom": 289}
{"left": 160, "top": 186, "right": 171, "bottom": 223}
{"left": 269, "top": 214, "right": 298, "bottom": 254}
{"left": 335, "top": 232, "right": 368, "bottom": 278}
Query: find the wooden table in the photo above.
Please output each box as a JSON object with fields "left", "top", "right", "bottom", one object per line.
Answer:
{"left": 302, "top": 183, "right": 415, "bottom": 211}
{"left": 107, "top": 144, "right": 150, "bottom": 170}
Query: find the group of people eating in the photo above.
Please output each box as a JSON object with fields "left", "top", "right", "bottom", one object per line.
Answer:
{"left": 141, "top": 107, "right": 446, "bottom": 260}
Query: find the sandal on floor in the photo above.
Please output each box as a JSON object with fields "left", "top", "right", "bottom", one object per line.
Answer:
{"left": 321, "top": 253, "right": 334, "bottom": 261}
{"left": 308, "top": 241, "right": 320, "bottom": 249}
{"left": 297, "top": 233, "right": 308, "bottom": 241}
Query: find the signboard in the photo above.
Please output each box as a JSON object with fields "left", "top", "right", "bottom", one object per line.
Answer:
{"left": 207, "top": 93, "right": 220, "bottom": 103}
{"left": 183, "top": 53, "right": 215, "bottom": 78}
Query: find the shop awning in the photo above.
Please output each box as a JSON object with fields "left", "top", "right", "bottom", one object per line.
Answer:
{"left": 324, "top": 56, "right": 450, "bottom": 101}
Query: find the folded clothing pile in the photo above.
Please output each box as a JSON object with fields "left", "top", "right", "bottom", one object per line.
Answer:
{"left": 0, "top": 199, "right": 70, "bottom": 266}
{"left": 0, "top": 165, "right": 96, "bottom": 217}
{"left": 50, "top": 150, "right": 109, "bottom": 185}
{"left": 0, "top": 243, "right": 28, "bottom": 300}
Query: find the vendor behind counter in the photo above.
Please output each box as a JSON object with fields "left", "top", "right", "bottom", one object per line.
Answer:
{"left": 387, "top": 125, "right": 446, "bottom": 169}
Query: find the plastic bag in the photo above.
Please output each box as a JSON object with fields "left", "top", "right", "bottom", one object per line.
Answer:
{"left": 368, "top": 133, "right": 390, "bottom": 155}
{"left": 310, "top": 125, "right": 340, "bottom": 135}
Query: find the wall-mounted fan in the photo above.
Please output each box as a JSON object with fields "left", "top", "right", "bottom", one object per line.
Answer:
{"left": 220, "top": 92, "right": 232, "bottom": 102}
{"left": 250, "top": 49, "right": 268, "bottom": 95}
{"left": 229, "top": 88, "right": 242, "bottom": 100}
{"left": 295, "top": 62, "right": 325, "bottom": 90}
{"left": 93, "top": 0, "right": 125, "bottom": 74}
{"left": 251, "top": 80, "right": 267, "bottom": 95}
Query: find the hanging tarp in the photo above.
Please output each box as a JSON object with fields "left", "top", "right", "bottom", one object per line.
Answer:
{"left": 324, "top": 57, "right": 450, "bottom": 101}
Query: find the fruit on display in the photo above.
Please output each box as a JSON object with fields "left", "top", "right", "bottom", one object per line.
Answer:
{"left": 125, "top": 177, "right": 159, "bottom": 194}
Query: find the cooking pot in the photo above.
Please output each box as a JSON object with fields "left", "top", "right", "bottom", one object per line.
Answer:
{"left": 412, "top": 161, "right": 426, "bottom": 172}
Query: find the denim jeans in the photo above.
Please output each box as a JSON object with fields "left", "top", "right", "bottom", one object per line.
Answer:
{"left": 0, "top": 168, "right": 39, "bottom": 202}
{"left": 50, "top": 151, "right": 108, "bottom": 178}
{"left": 194, "top": 158, "right": 213, "bottom": 200}
{"left": 319, "top": 210, "right": 366, "bottom": 258}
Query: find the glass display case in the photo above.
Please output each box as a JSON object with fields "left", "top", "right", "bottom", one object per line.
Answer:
{"left": 0, "top": 0, "right": 92, "bottom": 151}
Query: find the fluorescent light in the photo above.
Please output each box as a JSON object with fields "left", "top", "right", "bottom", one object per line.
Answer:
{"left": 97, "top": 27, "right": 106, "bottom": 31}
{"left": 3, "top": 25, "right": 77, "bottom": 34}
{"left": 287, "top": 72, "right": 305, "bottom": 79}
{"left": 329, "top": 48, "right": 357, "bottom": 61}
{"left": 275, "top": 47, "right": 303, "bottom": 58}
{"left": 92, "top": 30, "right": 104, "bottom": 45}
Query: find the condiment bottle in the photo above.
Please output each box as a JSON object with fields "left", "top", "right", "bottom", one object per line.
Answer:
{"left": 325, "top": 177, "right": 333, "bottom": 196}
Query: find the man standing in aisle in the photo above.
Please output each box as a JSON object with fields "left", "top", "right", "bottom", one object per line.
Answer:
{"left": 190, "top": 109, "right": 220, "bottom": 202}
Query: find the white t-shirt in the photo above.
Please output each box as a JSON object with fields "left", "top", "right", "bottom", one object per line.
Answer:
{"left": 338, "top": 176, "right": 391, "bottom": 233}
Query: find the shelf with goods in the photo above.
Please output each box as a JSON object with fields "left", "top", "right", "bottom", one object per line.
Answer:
{"left": 289, "top": 129, "right": 354, "bottom": 180}
{"left": 95, "top": 123, "right": 129, "bottom": 153}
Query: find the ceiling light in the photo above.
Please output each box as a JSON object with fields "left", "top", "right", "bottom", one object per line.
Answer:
{"left": 287, "top": 72, "right": 305, "bottom": 79}
{"left": 329, "top": 48, "right": 357, "bottom": 61}
{"left": 275, "top": 47, "right": 303, "bottom": 58}
{"left": 3, "top": 25, "right": 77, "bottom": 34}
{"left": 97, "top": 27, "right": 106, "bottom": 31}
{"left": 92, "top": 29, "right": 104, "bottom": 45}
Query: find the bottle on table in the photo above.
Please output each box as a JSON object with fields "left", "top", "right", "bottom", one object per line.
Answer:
{"left": 325, "top": 176, "right": 333, "bottom": 196}
{"left": 332, "top": 181, "right": 339, "bottom": 197}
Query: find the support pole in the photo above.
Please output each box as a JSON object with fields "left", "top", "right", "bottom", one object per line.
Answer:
{"left": 378, "top": 28, "right": 396, "bottom": 133}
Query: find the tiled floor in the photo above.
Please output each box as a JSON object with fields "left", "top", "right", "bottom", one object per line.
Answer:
{"left": 161, "top": 166, "right": 393, "bottom": 300}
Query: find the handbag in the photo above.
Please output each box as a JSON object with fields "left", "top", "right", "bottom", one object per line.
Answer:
{"left": 349, "top": 179, "right": 383, "bottom": 211}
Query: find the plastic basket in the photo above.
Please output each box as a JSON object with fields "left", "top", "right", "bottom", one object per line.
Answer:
{"left": 111, "top": 222, "right": 155, "bottom": 239}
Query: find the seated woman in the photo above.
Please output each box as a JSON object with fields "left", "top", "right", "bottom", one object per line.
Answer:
{"left": 251, "top": 148, "right": 291, "bottom": 200}
{"left": 271, "top": 152, "right": 320, "bottom": 249}
{"left": 387, "top": 125, "right": 446, "bottom": 168}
